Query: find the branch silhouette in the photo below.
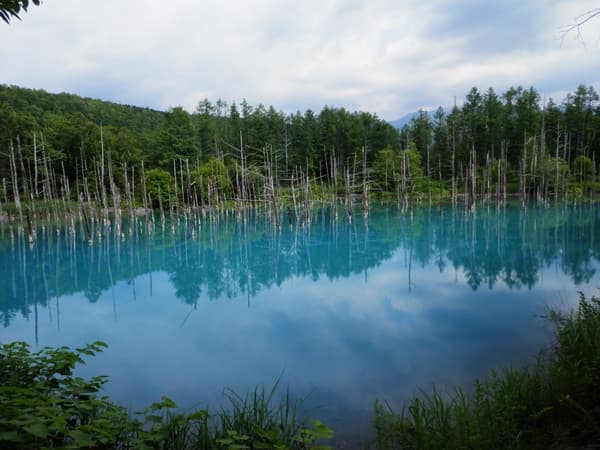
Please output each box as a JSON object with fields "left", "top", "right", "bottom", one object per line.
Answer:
{"left": 559, "top": 8, "right": 600, "bottom": 44}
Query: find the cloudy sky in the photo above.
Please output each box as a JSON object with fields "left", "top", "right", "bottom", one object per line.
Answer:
{"left": 1, "top": 0, "right": 599, "bottom": 120}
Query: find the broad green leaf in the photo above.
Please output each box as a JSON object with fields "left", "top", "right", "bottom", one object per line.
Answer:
{"left": 69, "top": 429, "right": 95, "bottom": 447}
{"left": 187, "top": 409, "right": 209, "bottom": 421}
{"left": 23, "top": 422, "right": 48, "bottom": 438}
{"left": 0, "top": 430, "right": 22, "bottom": 442}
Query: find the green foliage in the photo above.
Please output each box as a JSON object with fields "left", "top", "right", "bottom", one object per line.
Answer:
{"left": 0, "top": 85, "right": 164, "bottom": 134}
{"left": 550, "top": 294, "right": 600, "bottom": 416}
{"left": 211, "top": 382, "right": 334, "bottom": 449}
{"left": 370, "top": 143, "right": 425, "bottom": 195}
{"left": 0, "top": 340, "right": 134, "bottom": 449}
{"left": 373, "top": 294, "right": 600, "bottom": 449}
{"left": 409, "top": 110, "right": 433, "bottom": 157}
{"left": 539, "top": 156, "right": 570, "bottom": 176}
{"left": 152, "top": 107, "right": 198, "bottom": 167}
{"left": 371, "top": 147, "right": 400, "bottom": 192}
{"left": 192, "top": 158, "right": 233, "bottom": 204}
{"left": 145, "top": 168, "right": 173, "bottom": 207}
{"left": 43, "top": 112, "right": 100, "bottom": 177}
{"left": 538, "top": 156, "right": 570, "bottom": 195}
{"left": 0, "top": 0, "right": 40, "bottom": 23}
{"left": 564, "top": 86, "right": 599, "bottom": 158}
{"left": 374, "top": 366, "right": 548, "bottom": 449}
{"left": 402, "top": 143, "right": 425, "bottom": 190}
{"left": 294, "top": 420, "right": 334, "bottom": 450}
{"left": 573, "top": 155, "right": 594, "bottom": 181}
{"left": 308, "top": 180, "right": 332, "bottom": 201}
{"left": 217, "top": 382, "right": 299, "bottom": 447}
{"left": 2, "top": 82, "right": 600, "bottom": 207}
{"left": 0, "top": 341, "right": 333, "bottom": 449}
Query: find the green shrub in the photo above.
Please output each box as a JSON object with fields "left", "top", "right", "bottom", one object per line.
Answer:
{"left": 0, "top": 341, "right": 333, "bottom": 449}
{"left": 0, "top": 341, "right": 133, "bottom": 449}
{"left": 145, "top": 168, "right": 173, "bottom": 207}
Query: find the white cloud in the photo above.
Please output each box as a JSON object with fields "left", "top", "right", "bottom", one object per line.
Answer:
{"left": 0, "top": 0, "right": 598, "bottom": 119}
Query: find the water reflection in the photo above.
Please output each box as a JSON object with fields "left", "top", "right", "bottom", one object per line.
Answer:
{"left": 1, "top": 203, "right": 599, "bottom": 443}
{"left": 1, "top": 203, "right": 598, "bottom": 327}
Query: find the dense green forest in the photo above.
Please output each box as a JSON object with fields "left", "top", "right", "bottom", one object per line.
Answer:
{"left": 0, "top": 83, "right": 599, "bottom": 218}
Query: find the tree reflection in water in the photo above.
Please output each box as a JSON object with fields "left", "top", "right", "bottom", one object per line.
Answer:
{"left": 1, "top": 202, "right": 598, "bottom": 329}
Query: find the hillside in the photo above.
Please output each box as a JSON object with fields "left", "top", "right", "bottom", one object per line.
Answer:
{"left": 0, "top": 84, "right": 165, "bottom": 132}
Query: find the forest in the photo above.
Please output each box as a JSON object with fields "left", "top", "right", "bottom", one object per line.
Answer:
{"left": 2, "top": 82, "right": 600, "bottom": 450}
{"left": 0, "top": 83, "right": 599, "bottom": 226}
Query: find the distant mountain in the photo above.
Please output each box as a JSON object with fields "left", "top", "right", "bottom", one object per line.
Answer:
{"left": 388, "top": 108, "right": 448, "bottom": 130}
{"left": 388, "top": 112, "right": 419, "bottom": 129}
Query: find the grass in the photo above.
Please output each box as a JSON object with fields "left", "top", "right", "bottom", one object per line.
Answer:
{"left": 1, "top": 294, "right": 599, "bottom": 449}
{"left": 373, "top": 293, "right": 600, "bottom": 449}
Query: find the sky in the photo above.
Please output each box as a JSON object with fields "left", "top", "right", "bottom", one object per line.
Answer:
{"left": 1, "top": 0, "right": 599, "bottom": 120}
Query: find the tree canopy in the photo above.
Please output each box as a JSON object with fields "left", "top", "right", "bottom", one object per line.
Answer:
{"left": 0, "top": 0, "right": 41, "bottom": 23}
{"left": 1, "top": 82, "right": 599, "bottom": 208}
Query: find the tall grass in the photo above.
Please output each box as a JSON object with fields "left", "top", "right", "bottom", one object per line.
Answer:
{"left": 373, "top": 293, "right": 600, "bottom": 449}
{"left": 134, "top": 383, "right": 334, "bottom": 450}
{"left": 216, "top": 381, "right": 302, "bottom": 444}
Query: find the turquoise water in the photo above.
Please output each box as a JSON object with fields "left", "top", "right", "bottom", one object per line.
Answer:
{"left": 1, "top": 203, "right": 599, "bottom": 442}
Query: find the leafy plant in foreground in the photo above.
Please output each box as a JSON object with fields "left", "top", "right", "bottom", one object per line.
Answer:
{"left": 0, "top": 340, "right": 133, "bottom": 448}
{"left": 0, "top": 340, "right": 333, "bottom": 449}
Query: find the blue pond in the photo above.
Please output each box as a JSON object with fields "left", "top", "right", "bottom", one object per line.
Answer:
{"left": 1, "top": 203, "right": 599, "bottom": 442}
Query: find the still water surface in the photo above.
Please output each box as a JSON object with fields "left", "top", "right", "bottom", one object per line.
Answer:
{"left": 1, "top": 203, "right": 599, "bottom": 441}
